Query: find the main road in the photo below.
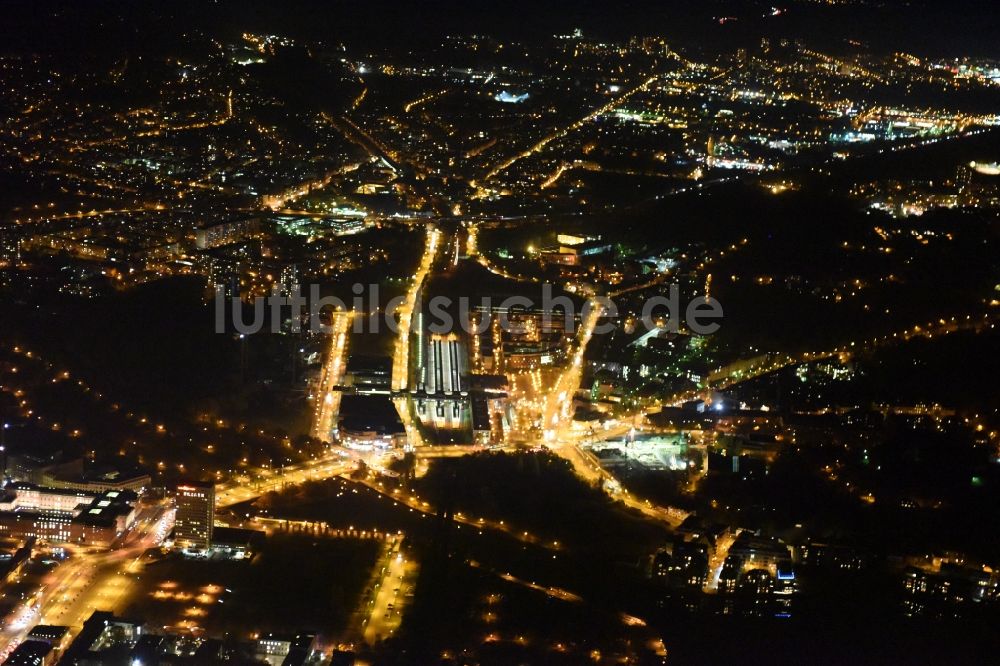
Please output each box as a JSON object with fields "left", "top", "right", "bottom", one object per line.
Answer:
{"left": 0, "top": 502, "right": 173, "bottom": 658}
{"left": 391, "top": 225, "right": 441, "bottom": 447}
{"left": 312, "top": 310, "right": 354, "bottom": 443}
{"left": 215, "top": 454, "right": 358, "bottom": 508}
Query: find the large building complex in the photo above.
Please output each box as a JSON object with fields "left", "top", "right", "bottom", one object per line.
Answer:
{"left": 0, "top": 483, "right": 137, "bottom": 547}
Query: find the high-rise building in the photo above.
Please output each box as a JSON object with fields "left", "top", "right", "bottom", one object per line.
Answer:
{"left": 174, "top": 480, "right": 214, "bottom": 550}
{"left": 0, "top": 228, "right": 20, "bottom": 266}
{"left": 279, "top": 262, "right": 299, "bottom": 297}
{"left": 956, "top": 163, "right": 974, "bottom": 192}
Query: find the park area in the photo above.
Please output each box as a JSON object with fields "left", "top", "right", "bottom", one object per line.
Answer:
{"left": 124, "top": 533, "right": 380, "bottom": 637}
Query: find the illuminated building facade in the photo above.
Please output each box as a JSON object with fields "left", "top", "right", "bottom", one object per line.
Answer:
{"left": 0, "top": 483, "right": 137, "bottom": 546}
{"left": 174, "top": 481, "right": 215, "bottom": 550}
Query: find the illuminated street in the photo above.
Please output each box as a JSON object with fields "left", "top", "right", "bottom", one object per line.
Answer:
{"left": 311, "top": 310, "right": 354, "bottom": 443}
{"left": 360, "top": 537, "right": 417, "bottom": 644}
{"left": 215, "top": 455, "right": 357, "bottom": 508}
{"left": 0, "top": 503, "right": 172, "bottom": 655}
